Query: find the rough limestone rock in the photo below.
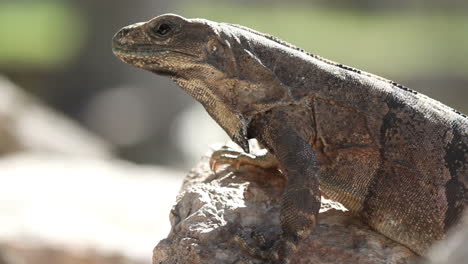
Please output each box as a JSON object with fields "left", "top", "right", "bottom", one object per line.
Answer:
{"left": 153, "top": 152, "right": 418, "bottom": 264}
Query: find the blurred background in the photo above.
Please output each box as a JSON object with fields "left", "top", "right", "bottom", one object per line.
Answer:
{"left": 0, "top": 0, "right": 466, "bottom": 263}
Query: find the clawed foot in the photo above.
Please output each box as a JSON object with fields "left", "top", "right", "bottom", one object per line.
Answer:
{"left": 234, "top": 231, "right": 297, "bottom": 264}
{"left": 209, "top": 146, "right": 279, "bottom": 172}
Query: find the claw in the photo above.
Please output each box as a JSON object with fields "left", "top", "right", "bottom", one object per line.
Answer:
{"left": 210, "top": 157, "right": 219, "bottom": 172}
{"left": 234, "top": 233, "right": 270, "bottom": 260}
{"left": 209, "top": 146, "right": 279, "bottom": 173}
{"left": 251, "top": 231, "right": 269, "bottom": 249}
{"left": 210, "top": 148, "right": 239, "bottom": 171}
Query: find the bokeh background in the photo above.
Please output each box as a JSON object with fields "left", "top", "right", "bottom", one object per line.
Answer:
{"left": 0, "top": 0, "right": 467, "bottom": 263}
{"left": 3, "top": 0, "right": 468, "bottom": 167}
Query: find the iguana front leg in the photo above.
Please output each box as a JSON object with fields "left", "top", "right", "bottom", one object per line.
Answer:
{"left": 212, "top": 114, "right": 321, "bottom": 263}
{"left": 262, "top": 122, "right": 321, "bottom": 262}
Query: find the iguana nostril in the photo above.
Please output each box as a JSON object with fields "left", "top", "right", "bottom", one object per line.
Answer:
{"left": 113, "top": 28, "right": 132, "bottom": 47}
{"left": 114, "top": 26, "right": 134, "bottom": 41}
{"left": 119, "top": 27, "right": 130, "bottom": 38}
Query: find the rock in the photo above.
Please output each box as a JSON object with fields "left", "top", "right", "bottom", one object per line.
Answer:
{"left": 153, "top": 152, "right": 417, "bottom": 264}
{"left": 426, "top": 212, "right": 468, "bottom": 264}
{"left": 0, "top": 76, "right": 112, "bottom": 157}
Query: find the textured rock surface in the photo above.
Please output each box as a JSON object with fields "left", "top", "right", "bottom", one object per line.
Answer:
{"left": 153, "top": 153, "right": 418, "bottom": 264}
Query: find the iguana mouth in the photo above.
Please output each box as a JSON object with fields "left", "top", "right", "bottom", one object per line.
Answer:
{"left": 151, "top": 69, "right": 180, "bottom": 78}
{"left": 112, "top": 43, "right": 197, "bottom": 59}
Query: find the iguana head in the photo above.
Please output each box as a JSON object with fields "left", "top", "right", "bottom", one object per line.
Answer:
{"left": 112, "top": 14, "right": 289, "bottom": 151}
{"left": 113, "top": 14, "right": 210, "bottom": 78}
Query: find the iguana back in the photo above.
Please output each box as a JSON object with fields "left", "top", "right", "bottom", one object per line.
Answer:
{"left": 220, "top": 24, "right": 468, "bottom": 254}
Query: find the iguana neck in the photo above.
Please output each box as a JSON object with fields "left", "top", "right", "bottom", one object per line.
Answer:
{"left": 173, "top": 77, "right": 250, "bottom": 152}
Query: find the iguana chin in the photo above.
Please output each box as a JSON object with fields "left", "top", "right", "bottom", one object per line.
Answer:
{"left": 112, "top": 14, "right": 468, "bottom": 262}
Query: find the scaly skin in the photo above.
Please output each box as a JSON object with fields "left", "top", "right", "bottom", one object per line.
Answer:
{"left": 112, "top": 14, "right": 468, "bottom": 262}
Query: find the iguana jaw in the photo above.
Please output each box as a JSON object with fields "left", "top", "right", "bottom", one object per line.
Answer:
{"left": 112, "top": 42, "right": 199, "bottom": 79}
{"left": 112, "top": 44, "right": 194, "bottom": 77}
{"left": 112, "top": 45, "right": 195, "bottom": 60}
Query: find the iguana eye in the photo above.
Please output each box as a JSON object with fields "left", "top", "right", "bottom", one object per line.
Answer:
{"left": 153, "top": 22, "right": 172, "bottom": 37}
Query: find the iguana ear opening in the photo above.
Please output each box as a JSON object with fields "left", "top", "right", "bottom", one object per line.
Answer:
{"left": 207, "top": 39, "right": 223, "bottom": 55}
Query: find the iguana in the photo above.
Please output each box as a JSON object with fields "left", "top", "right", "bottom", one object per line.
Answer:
{"left": 112, "top": 14, "right": 468, "bottom": 263}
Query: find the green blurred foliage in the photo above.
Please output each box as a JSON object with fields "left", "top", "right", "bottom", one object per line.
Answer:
{"left": 0, "top": 2, "right": 85, "bottom": 69}
{"left": 2, "top": 1, "right": 466, "bottom": 78}
{"left": 181, "top": 2, "right": 468, "bottom": 79}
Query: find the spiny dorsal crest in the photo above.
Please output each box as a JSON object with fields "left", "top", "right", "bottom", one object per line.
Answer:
{"left": 223, "top": 22, "right": 467, "bottom": 119}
